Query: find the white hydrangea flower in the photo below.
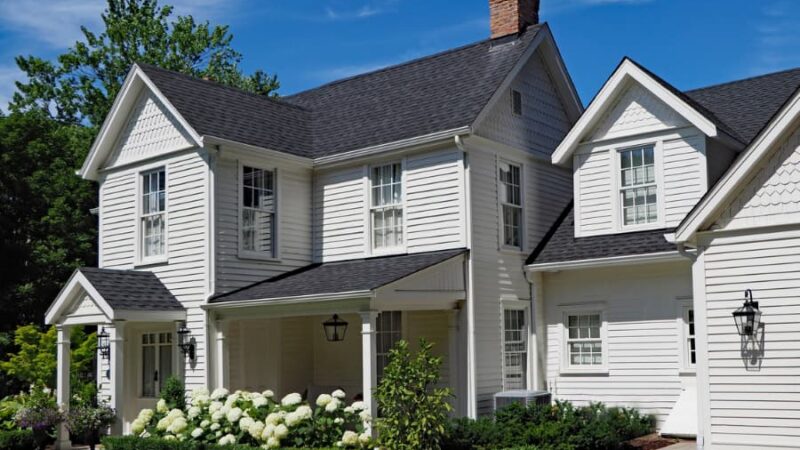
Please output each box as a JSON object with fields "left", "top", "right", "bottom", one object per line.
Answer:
{"left": 350, "top": 401, "right": 366, "bottom": 411}
{"left": 191, "top": 387, "right": 209, "bottom": 398}
{"left": 296, "top": 405, "right": 313, "bottom": 419}
{"left": 334, "top": 417, "right": 344, "bottom": 425}
{"left": 141, "top": 431, "right": 151, "bottom": 438}
{"left": 262, "top": 390, "right": 274, "bottom": 398}
{"left": 265, "top": 412, "right": 282, "bottom": 426}
{"left": 200, "top": 419, "right": 210, "bottom": 428}
{"left": 274, "top": 423, "right": 289, "bottom": 439}
{"left": 332, "top": 389, "right": 346, "bottom": 399}
{"left": 358, "top": 432, "right": 371, "bottom": 445}
{"left": 344, "top": 406, "right": 354, "bottom": 414}
{"left": 219, "top": 434, "right": 236, "bottom": 445}
{"left": 138, "top": 409, "right": 155, "bottom": 422}
{"left": 359, "top": 410, "right": 372, "bottom": 423}
{"left": 156, "top": 399, "right": 168, "bottom": 413}
{"left": 210, "top": 388, "right": 229, "bottom": 400}
{"left": 225, "top": 392, "right": 241, "bottom": 406}
{"left": 226, "top": 407, "right": 243, "bottom": 423}
{"left": 342, "top": 430, "right": 358, "bottom": 446}
{"left": 239, "top": 416, "right": 254, "bottom": 431}
{"left": 284, "top": 411, "right": 301, "bottom": 427}
{"left": 210, "top": 422, "right": 221, "bottom": 431}
{"left": 266, "top": 436, "right": 280, "bottom": 449}
{"left": 191, "top": 428, "right": 203, "bottom": 438}
{"left": 164, "top": 435, "right": 176, "bottom": 441}
{"left": 156, "top": 417, "right": 170, "bottom": 431}
{"left": 167, "top": 417, "right": 188, "bottom": 434}
{"left": 131, "top": 418, "right": 145, "bottom": 435}
{"left": 253, "top": 396, "right": 268, "bottom": 408}
{"left": 209, "top": 401, "right": 223, "bottom": 414}
{"left": 281, "top": 392, "right": 302, "bottom": 407}
{"left": 248, "top": 420, "right": 265, "bottom": 440}
{"left": 316, "top": 394, "right": 333, "bottom": 407}
{"left": 220, "top": 405, "right": 231, "bottom": 416}
{"left": 167, "top": 409, "right": 183, "bottom": 419}
{"left": 325, "top": 398, "right": 340, "bottom": 412}
{"left": 261, "top": 423, "right": 276, "bottom": 440}
{"left": 211, "top": 411, "right": 224, "bottom": 423}
{"left": 187, "top": 406, "right": 201, "bottom": 419}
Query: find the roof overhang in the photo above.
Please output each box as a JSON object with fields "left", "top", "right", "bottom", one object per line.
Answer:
{"left": 675, "top": 87, "right": 800, "bottom": 243}
{"left": 45, "top": 269, "right": 185, "bottom": 325}
{"left": 526, "top": 250, "right": 686, "bottom": 272}
{"left": 551, "top": 58, "right": 720, "bottom": 167}
{"left": 79, "top": 64, "right": 203, "bottom": 181}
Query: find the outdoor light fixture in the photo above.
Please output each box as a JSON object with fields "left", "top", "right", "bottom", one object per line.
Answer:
{"left": 323, "top": 314, "right": 348, "bottom": 342}
{"left": 177, "top": 322, "right": 196, "bottom": 360}
{"left": 733, "top": 289, "right": 761, "bottom": 337}
{"left": 97, "top": 327, "right": 110, "bottom": 360}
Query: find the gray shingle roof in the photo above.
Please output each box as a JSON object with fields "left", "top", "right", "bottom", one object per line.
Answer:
{"left": 138, "top": 25, "right": 543, "bottom": 159}
{"left": 211, "top": 249, "right": 466, "bottom": 303}
{"left": 79, "top": 267, "right": 184, "bottom": 311}
{"left": 526, "top": 204, "right": 675, "bottom": 266}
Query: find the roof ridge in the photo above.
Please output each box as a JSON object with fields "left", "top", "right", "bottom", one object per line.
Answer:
{"left": 286, "top": 24, "right": 543, "bottom": 99}
{"left": 685, "top": 66, "right": 800, "bottom": 94}
{"left": 136, "top": 63, "right": 311, "bottom": 113}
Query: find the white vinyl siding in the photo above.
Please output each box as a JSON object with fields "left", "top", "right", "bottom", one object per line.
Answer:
{"left": 575, "top": 150, "right": 614, "bottom": 236}
{"left": 502, "top": 309, "right": 528, "bottom": 390}
{"left": 370, "top": 162, "right": 404, "bottom": 251}
{"left": 240, "top": 165, "right": 277, "bottom": 258}
{"left": 499, "top": 161, "right": 523, "bottom": 248}
{"left": 140, "top": 167, "right": 166, "bottom": 261}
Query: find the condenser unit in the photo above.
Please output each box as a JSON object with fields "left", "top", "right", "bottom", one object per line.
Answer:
{"left": 493, "top": 390, "right": 551, "bottom": 412}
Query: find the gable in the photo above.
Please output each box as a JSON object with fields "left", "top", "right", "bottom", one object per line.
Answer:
{"left": 713, "top": 122, "right": 800, "bottom": 230}
{"left": 64, "top": 293, "right": 109, "bottom": 325}
{"left": 590, "top": 81, "right": 689, "bottom": 142}
{"left": 104, "top": 90, "right": 193, "bottom": 169}
{"left": 475, "top": 49, "right": 572, "bottom": 158}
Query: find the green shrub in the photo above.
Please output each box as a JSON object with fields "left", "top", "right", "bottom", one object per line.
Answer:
{"left": 0, "top": 429, "right": 36, "bottom": 450}
{"left": 102, "top": 435, "right": 338, "bottom": 450}
{"left": 160, "top": 376, "right": 185, "bottom": 410}
{"left": 374, "top": 339, "right": 452, "bottom": 450}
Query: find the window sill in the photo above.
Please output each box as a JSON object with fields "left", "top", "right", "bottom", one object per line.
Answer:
{"left": 369, "top": 247, "right": 406, "bottom": 258}
{"left": 678, "top": 368, "right": 696, "bottom": 376}
{"left": 499, "top": 246, "right": 525, "bottom": 256}
{"left": 237, "top": 251, "right": 281, "bottom": 263}
{"left": 135, "top": 258, "right": 169, "bottom": 268}
{"left": 559, "top": 368, "right": 609, "bottom": 376}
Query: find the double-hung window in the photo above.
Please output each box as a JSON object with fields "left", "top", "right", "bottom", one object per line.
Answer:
{"left": 620, "top": 146, "right": 657, "bottom": 226}
{"left": 241, "top": 165, "right": 277, "bottom": 258}
{"left": 683, "top": 307, "right": 696, "bottom": 369}
{"left": 503, "top": 309, "right": 528, "bottom": 390}
{"left": 376, "top": 311, "right": 402, "bottom": 380}
{"left": 140, "top": 168, "right": 166, "bottom": 261}
{"left": 370, "top": 163, "right": 403, "bottom": 251}
{"left": 499, "top": 161, "right": 523, "bottom": 248}
{"left": 566, "top": 313, "right": 603, "bottom": 367}
{"left": 142, "top": 332, "right": 173, "bottom": 398}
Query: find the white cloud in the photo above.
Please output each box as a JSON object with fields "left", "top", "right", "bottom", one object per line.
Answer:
{"left": 321, "top": 0, "right": 398, "bottom": 22}
{"left": 0, "top": 65, "right": 23, "bottom": 112}
{"left": 750, "top": 0, "right": 800, "bottom": 74}
{"left": 542, "top": 0, "right": 653, "bottom": 15}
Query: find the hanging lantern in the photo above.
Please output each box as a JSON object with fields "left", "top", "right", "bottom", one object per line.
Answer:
{"left": 97, "top": 327, "right": 111, "bottom": 360}
{"left": 732, "top": 289, "right": 761, "bottom": 337}
{"left": 323, "top": 314, "right": 349, "bottom": 342}
{"left": 177, "top": 321, "right": 195, "bottom": 360}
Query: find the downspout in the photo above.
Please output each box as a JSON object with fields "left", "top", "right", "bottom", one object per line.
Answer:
{"left": 455, "top": 134, "right": 477, "bottom": 418}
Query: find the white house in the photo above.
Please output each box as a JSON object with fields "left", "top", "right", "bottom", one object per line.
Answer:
{"left": 44, "top": 1, "right": 584, "bottom": 447}
{"left": 526, "top": 56, "right": 800, "bottom": 448}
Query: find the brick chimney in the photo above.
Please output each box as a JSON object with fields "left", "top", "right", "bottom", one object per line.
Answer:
{"left": 490, "top": 0, "right": 540, "bottom": 39}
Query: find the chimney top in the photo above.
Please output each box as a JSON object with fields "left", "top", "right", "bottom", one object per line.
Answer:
{"left": 489, "top": 0, "right": 540, "bottom": 39}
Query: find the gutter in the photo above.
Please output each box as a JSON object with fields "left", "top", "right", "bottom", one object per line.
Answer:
{"left": 202, "top": 290, "right": 375, "bottom": 310}
{"left": 526, "top": 250, "right": 687, "bottom": 272}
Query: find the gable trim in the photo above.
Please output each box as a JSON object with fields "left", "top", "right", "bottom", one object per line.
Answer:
{"left": 45, "top": 270, "right": 115, "bottom": 325}
{"left": 79, "top": 65, "right": 203, "bottom": 181}
{"left": 552, "top": 58, "right": 719, "bottom": 167}
{"left": 675, "top": 87, "right": 800, "bottom": 242}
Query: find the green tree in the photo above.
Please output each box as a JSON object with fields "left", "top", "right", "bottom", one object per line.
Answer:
{"left": 375, "top": 339, "right": 453, "bottom": 450}
{"left": 13, "top": 0, "right": 279, "bottom": 126}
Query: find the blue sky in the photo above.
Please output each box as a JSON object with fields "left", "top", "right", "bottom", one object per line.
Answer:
{"left": 0, "top": 0, "right": 799, "bottom": 109}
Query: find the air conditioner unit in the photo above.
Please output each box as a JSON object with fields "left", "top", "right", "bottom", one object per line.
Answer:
{"left": 493, "top": 390, "right": 551, "bottom": 412}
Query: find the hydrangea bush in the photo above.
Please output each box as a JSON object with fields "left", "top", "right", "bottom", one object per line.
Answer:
{"left": 131, "top": 387, "right": 372, "bottom": 449}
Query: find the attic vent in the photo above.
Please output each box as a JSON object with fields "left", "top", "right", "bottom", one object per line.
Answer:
{"left": 512, "top": 89, "right": 523, "bottom": 116}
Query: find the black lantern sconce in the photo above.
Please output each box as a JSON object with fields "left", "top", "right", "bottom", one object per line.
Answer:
{"left": 177, "top": 322, "right": 196, "bottom": 360}
{"left": 97, "top": 327, "right": 111, "bottom": 360}
{"left": 323, "top": 314, "right": 349, "bottom": 342}
{"left": 733, "top": 289, "right": 762, "bottom": 337}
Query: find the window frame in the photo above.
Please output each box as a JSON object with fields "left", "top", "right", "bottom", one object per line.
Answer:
{"left": 139, "top": 330, "right": 176, "bottom": 399}
{"left": 501, "top": 303, "right": 531, "bottom": 390}
{"left": 367, "top": 160, "right": 406, "bottom": 256}
{"left": 559, "top": 304, "right": 608, "bottom": 375}
{"left": 376, "top": 311, "right": 404, "bottom": 381}
{"left": 511, "top": 89, "right": 523, "bottom": 116}
{"left": 135, "top": 164, "right": 168, "bottom": 266}
{"left": 497, "top": 158, "right": 525, "bottom": 251}
{"left": 612, "top": 140, "right": 666, "bottom": 232}
{"left": 677, "top": 299, "right": 697, "bottom": 373}
{"left": 237, "top": 161, "right": 280, "bottom": 261}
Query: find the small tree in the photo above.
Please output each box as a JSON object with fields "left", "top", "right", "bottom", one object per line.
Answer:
{"left": 374, "top": 339, "right": 452, "bottom": 450}
{"left": 159, "top": 375, "right": 185, "bottom": 410}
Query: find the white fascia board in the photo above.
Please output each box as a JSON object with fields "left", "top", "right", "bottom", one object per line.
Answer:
{"left": 79, "top": 64, "right": 203, "bottom": 181}
{"left": 204, "top": 135, "right": 313, "bottom": 167}
{"left": 552, "top": 59, "right": 719, "bottom": 167}
{"left": 203, "top": 290, "right": 375, "bottom": 309}
{"left": 675, "top": 87, "right": 800, "bottom": 243}
{"left": 525, "top": 250, "right": 685, "bottom": 272}
{"left": 45, "top": 271, "right": 115, "bottom": 324}
{"left": 115, "top": 309, "right": 186, "bottom": 322}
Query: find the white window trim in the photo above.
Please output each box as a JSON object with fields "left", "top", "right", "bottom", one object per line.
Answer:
{"left": 138, "top": 328, "right": 178, "bottom": 399}
{"left": 559, "top": 303, "right": 609, "bottom": 375}
{"left": 237, "top": 160, "right": 281, "bottom": 262}
{"left": 501, "top": 300, "right": 532, "bottom": 390}
{"left": 497, "top": 156, "right": 526, "bottom": 252}
{"left": 610, "top": 140, "right": 666, "bottom": 233}
{"left": 366, "top": 159, "right": 407, "bottom": 256}
{"left": 677, "top": 298, "right": 696, "bottom": 374}
{"left": 134, "top": 163, "right": 169, "bottom": 267}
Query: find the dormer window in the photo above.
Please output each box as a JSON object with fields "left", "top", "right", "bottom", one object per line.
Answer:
{"left": 620, "top": 146, "right": 657, "bottom": 226}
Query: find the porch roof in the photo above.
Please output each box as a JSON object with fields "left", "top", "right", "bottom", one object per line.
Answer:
{"left": 210, "top": 248, "right": 467, "bottom": 304}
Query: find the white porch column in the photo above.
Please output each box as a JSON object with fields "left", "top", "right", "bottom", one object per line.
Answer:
{"left": 214, "top": 318, "right": 230, "bottom": 389}
{"left": 360, "top": 311, "right": 378, "bottom": 434}
{"left": 447, "top": 309, "right": 461, "bottom": 415}
{"left": 109, "top": 322, "right": 126, "bottom": 435}
{"left": 55, "top": 325, "right": 71, "bottom": 450}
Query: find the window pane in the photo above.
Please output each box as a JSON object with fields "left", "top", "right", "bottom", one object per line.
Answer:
{"left": 159, "top": 344, "right": 173, "bottom": 392}
{"left": 503, "top": 309, "right": 527, "bottom": 390}
{"left": 142, "top": 345, "right": 155, "bottom": 397}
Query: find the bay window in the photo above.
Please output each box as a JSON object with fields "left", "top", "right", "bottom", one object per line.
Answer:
{"left": 241, "top": 165, "right": 277, "bottom": 258}
{"left": 140, "top": 167, "right": 166, "bottom": 261}
{"left": 370, "top": 163, "right": 403, "bottom": 251}
{"left": 620, "top": 146, "right": 658, "bottom": 226}
{"left": 499, "top": 161, "right": 523, "bottom": 248}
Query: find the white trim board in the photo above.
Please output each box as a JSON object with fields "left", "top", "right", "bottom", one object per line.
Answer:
{"left": 526, "top": 250, "right": 686, "bottom": 272}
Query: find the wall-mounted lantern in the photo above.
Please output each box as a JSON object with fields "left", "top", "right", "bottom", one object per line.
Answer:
{"left": 97, "top": 327, "right": 111, "bottom": 360}
{"left": 177, "top": 322, "right": 195, "bottom": 360}
{"left": 323, "top": 314, "right": 348, "bottom": 342}
{"left": 733, "top": 289, "right": 761, "bottom": 337}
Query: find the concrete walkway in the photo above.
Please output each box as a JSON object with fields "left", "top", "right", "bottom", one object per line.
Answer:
{"left": 662, "top": 442, "right": 696, "bottom": 450}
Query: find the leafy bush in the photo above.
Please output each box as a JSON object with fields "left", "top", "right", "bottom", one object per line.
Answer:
{"left": 102, "top": 435, "right": 339, "bottom": 450}
{"left": 442, "top": 401, "right": 654, "bottom": 450}
{"left": 161, "top": 376, "right": 186, "bottom": 410}
{"left": 131, "top": 387, "right": 371, "bottom": 448}
{"left": 0, "top": 429, "right": 36, "bottom": 450}
{"left": 13, "top": 385, "right": 63, "bottom": 449}
{"left": 374, "top": 339, "right": 453, "bottom": 450}
{"left": 66, "top": 402, "right": 115, "bottom": 450}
